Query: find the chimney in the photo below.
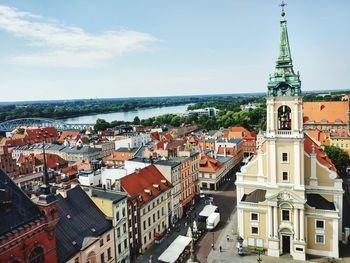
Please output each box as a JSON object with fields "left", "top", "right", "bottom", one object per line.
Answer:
{"left": 224, "top": 145, "right": 227, "bottom": 157}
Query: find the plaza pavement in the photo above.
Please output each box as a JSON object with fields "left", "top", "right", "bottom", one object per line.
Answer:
{"left": 206, "top": 208, "right": 347, "bottom": 263}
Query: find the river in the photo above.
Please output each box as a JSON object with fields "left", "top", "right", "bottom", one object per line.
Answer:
{"left": 63, "top": 104, "right": 190, "bottom": 124}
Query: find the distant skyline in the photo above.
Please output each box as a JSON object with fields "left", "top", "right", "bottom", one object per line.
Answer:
{"left": 0, "top": 0, "right": 349, "bottom": 102}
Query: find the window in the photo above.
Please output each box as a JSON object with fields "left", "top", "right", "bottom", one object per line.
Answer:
{"left": 282, "top": 153, "right": 288, "bottom": 162}
{"left": 124, "top": 239, "right": 128, "bottom": 249}
{"left": 100, "top": 239, "right": 104, "bottom": 247}
{"left": 100, "top": 252, "right": 105, "bottom": 263}
{"left": 117, "top": 227, "right": 120, "bottom": 238}
{"left": 251, "top": 213, "right": 258, "bottom": 221}
{"left": 148, "top": 217, "right": 151, "bottom": 226}
{"left": 116, "top": 211, "right": 120, "bottom": 221}
{"left": 149, "top": 232, "right": 151, "bottom": 240}
{"left": 107, "top": 248, "right": 112, "bottom": 259}
{"left": 282, "top": 171, "right": 289, "bottom": 181}
{"left": 251, "top": 226, "right": 259, "bottom": 235}
{"left": 144, "top": 236, "right": 147, "bottom": 245}
{"left": 122, "top": 207, "right": 126, "bottom": 217}
{"left": 316, "top": 220, "right": 324, "bottom": 229}
{"left": 143, "top": 221, "right": 146, "bottom": 230}
{"left": 316, "top": 234, "right": 325, "bottom": 244}
{"left": 107, "top": 234, "right": 110, "bottom": 241}
{"left": 74, "top": 258, "right": 79, "bottom": 263}
{"left": 282, "top": 210, "right": 290, "bottom": 221}
{"left": 118, "top": 243, "right": 121, "bottom": 254}
{"left": 123, "top": 223, "right": 126, "bottom": 233}
{"left": 29, "top": 247, "right": 44, "bottom": 263}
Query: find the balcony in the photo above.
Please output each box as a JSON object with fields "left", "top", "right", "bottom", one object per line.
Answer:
{"left": 277, "top": 130, "right": 292, "bottom": 136}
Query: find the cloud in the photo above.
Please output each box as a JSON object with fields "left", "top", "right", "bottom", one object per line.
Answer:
{"left": 0, "top": 5, "right": 158, "bottom": 67}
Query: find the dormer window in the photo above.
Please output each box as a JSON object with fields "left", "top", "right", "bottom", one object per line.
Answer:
{"left": 321, "top": 119, "right": 328, "bottom": 123}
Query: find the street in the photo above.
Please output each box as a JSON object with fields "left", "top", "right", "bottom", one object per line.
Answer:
{"left": 133, "top": 178, "right": 237, "bottom": 263}
{"left": 196, "top": 179, "right": 237, "bottom": 263}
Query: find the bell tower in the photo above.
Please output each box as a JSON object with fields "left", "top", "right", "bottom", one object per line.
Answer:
{"left": 266, "top": 4, "right": 303, "bottom": 140}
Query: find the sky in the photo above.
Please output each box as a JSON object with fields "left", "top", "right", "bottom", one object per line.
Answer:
{"left": 0, "top": 0, "right": 349, "bottom": 102}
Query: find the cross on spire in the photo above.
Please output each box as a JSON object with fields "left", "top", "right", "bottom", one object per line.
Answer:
{"left": 279, "top": 1, "right": 287, "bottom": 12}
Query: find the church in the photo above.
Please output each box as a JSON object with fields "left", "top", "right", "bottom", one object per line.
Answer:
{"left": 235, "top": 5, "right": 343, "bottom": 260}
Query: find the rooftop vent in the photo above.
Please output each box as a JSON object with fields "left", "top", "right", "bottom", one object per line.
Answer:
{"left": 153, "top": 184, "right": 160, "bottom": 190}
{"left": 91, "top": 228, "right": 96, "bottom": 232}
{"left": 72, "top": 241, "right": 77, "bottom": 245}
{"left": 161, "top": 180, "right": 167, "bottom": 185}
{"left": 66, "top": 214, "right": 71, "bottom": 219}
{"left": 144, "top": 189, "right": 152, "bottom": 195}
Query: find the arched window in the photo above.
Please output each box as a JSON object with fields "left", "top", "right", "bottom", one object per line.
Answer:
{"left": 278, "top": 106, "right": 291, "bottom": 130}
{"left": 29, "top": 247, "right": 44, "bottom": 263}
{"left": 86, "top": 251, "right": 96, "bottom": 263}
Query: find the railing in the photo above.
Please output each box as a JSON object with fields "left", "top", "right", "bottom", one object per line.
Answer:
{"left": 277, "top": 130, "right": 292, "bottom": 136}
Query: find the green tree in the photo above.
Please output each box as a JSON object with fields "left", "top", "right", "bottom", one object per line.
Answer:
{"left": 94, "top": 118, "right": 110, "bottom": 131}
{"left": 133, "top": 116, "right": 141, "bottom": 125}
{"left": 16, "top": 128, "right": 25, "bottom": 134}
{"left": 324, "top": 145, "right": 350, "bottom": 177}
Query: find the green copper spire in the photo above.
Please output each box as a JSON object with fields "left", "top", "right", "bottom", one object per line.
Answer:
{"left": 276, "top": 10, "right": 294, "bottom": 75}
{"left": 267, "top": 2, "right": 301, "bottom": 97}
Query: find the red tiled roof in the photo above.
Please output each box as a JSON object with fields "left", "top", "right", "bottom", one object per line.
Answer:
{"left": 306, "top": 130, "right": 331, "bottom": 146}
{"left": 226, "top": 126, "right": 256, "bottom": 139}
{"left": 35, "top": 153, "right": 68, "bottom": 169}
{"left": 25, "top": 127, "right": 58, "bottom": 141}
{"left": 120, "top": 165, "right": 172, "bottom": 206}
{"left": 304, "top": 134, "right": 336, "bottom": 172}
{"left": 58, "top": 131, "right": 81, "bottom": 142}
{"left": 162, "top": 133, "right": 173, "bottom": 141}
{"left": 60, "top": 166, "right": 78, "bottom": 177}
{"left": 150, "top": 132, "right": 160, "bottom": 141}
{"left": 217, "top": 146, "right": 235, "bottom": 156}
{"left": 199, "top": 154, "right": 224, "bottom": 173}
{"left": 303, "top": 101, "right": 348, "bottom": 124}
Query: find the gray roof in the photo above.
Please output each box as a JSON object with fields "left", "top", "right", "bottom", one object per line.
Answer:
{"left": 15, "top": 143, "right": 101, "bottom": 155}
{"left": 155, "top": 159, "right": 181, "bottom": 168}
{"left": 217, "top": 138, "right": 244, "bottom": 144}
{"left": 82, "top": 187, "right": 127, "bottom": 204}
{"left": 198, "top": 138, "right": 216, "bottom": 143}
{"left": 56, "top": 186, "right": 113, "bottom": 263}
{"left": 241, "top": 189, "right": 266, "bottom": 203}
{"left": 61, "top": 145, "right": 101, "bottom": 154}
{"left": 216, "top": 156, "right": 233, "bottom": 164}
{"left": 115, "top": 147, "right": 139, "bottom": 153}
{"left": 207, "top": 130, "right": 219, "bottom": 136}
{"left": 306, "top": 194, "right": 335, "bottom": 211}
{"left": 0, "top": 170, "right": 42, "bottom": 237}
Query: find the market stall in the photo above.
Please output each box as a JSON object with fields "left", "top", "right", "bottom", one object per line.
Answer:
{"left": 158, "top": 235, "right": 192, "bottom": 263}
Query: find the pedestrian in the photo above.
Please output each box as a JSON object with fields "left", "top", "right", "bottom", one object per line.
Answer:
{"left": 219, "top": 246, "right": 222, "bottom": 252}
{"left": 226, "top": 234, "right": 229, "bottom": 242}
{"left": 211, "top": 243, "right": 214, "bottom": 250}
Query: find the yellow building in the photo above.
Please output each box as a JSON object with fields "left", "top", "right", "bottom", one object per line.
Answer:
{"left": 330, "top": 136, "right": 350, "bottom": 156}
{"left": 236, "top": 7, "right": 343, "bottom": 261}
{"left": 82, "top": 187, "right": 130, "bottom": 263}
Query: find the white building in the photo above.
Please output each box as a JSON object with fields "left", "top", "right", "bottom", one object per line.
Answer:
{"left": 114, "top": 133, "right": 151, "bottom": 150}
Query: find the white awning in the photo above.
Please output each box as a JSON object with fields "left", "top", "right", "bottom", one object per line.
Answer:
{"left": 158, "top": 235, "right": 192, "bottom": 263}
{"left": 199, "top": 204, "right": 218, "bottom": 217}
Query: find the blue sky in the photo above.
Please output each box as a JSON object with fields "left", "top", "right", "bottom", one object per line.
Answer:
{"left": 0, "top": 0, "right": 349, "bottom": 102}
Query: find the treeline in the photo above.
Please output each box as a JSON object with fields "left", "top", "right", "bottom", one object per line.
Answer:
{"left": 94, "top": 104, "right": 266, "bottom": 133}
{"left": 0, "top": 96, "right": 215, "bottom": 122}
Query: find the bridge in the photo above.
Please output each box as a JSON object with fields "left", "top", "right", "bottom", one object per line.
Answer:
{"left": 0, "top": 118, "right": 93, "bottom": 132}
